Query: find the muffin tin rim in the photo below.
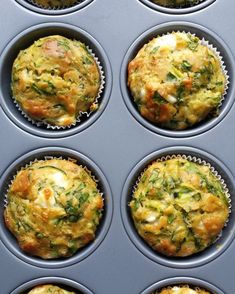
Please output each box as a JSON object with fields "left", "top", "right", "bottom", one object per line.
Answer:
{"left": 0, "top": 22, "right": 113, "bottom": 139}
{"left": 138, "top": 0, "right": 216, "bottom": 15}
{"left": 120, "top": 145, "right": 235, "bottom": 269}
{"left": 14, "top": 0, "right": 94, "bottom": 15}
{"left": 0, "top": 146, "right": 114, "bottom": 269}
{"left": 10, "top": 276, "right": 94, "bottom": 294}
{"left": 120, "top": 21, "right": 235, "bottom": 138}
{"left": 141, "top": 276, "right": 224, "bottom": 294}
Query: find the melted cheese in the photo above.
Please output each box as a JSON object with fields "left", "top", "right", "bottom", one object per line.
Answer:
{"left": 152, "top": 34, "right": 177, "bottom": 50}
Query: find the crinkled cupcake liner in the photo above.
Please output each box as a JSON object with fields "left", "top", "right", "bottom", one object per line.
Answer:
{"left": 144, "top": 30, "right": 229, "bottom": 111}
{"left": 26, "top": 0, "right": 84, "bottom": 10}
{"left": 151, "top": 0, "right": 205, "bottom": 9}
{"left": 131, "top": 153, "right": 231, "bottom": 245}
{"left": 13, "top": 45, "right": 105, "bottom": 130}
{"left": 4, "top": 156, "right": 103, "bottom": 207}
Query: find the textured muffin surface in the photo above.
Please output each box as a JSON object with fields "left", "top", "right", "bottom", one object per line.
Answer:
{"left": 27, "top": 284, "right": 76, "bottom": 294}
{"left": 130, "top": 158, "right": 229, "bottom": 257}
{"left": 4, "top": 159, "right": 103, "bottom": 259}
{"left": 151, "top": 0, "right": 202, "bottom": 8}
{"left": 12, "top": 35, "right": 101, "bottom": 127}
{"left": 153, "top": 285, "right": 211, "bottom": 294}
{"left": 32, "top": 0, "right": 78, "bottom": 8}
{"left": 128, "top": 32, "right": 225, "bottom": 130}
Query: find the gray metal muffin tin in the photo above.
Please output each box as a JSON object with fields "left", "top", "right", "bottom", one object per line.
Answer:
{"left": 0, "top": 0, "right": 235, "bottom": 293}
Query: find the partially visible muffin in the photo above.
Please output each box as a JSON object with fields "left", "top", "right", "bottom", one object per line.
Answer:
{"left": 151, "top": 0, "right": 202, "bottom": 8}
{"left": 153, "top": 285, "right": 211, "bottom": 294}
{"left": 4, "top": 159, "right": 103, "bottom": 259}
{"left": 130, "top": 158, "right": 229, "bottom": 257}
{"left": 31, "top": 0, "right": 78, "bottom": 9}
{"left": 27, "top": 284, "right": 76, "bottom": 294}
{"left": 128, "top": 32, "right": 226, "bottom": 130}
{"left": 12, "top": 35, "right": 101, "bottom": 127}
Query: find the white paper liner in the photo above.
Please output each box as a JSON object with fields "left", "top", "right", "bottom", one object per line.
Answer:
{"left": 27, "top": 0, "right": 83, "bottom": 10}
{"left": 4, "top": 156, "right": 103, "bottom": 207}
{"left": 145, "top": 31, "right": 229, "bottom": 115}
{"left": 13, "top": 44, "right": 105, "bottom": 130}
{"left": 152, "top": 0, "right": 205, "bottom": 8}
{"left": 132, "top": 154, "right": 231, "bottom": 245}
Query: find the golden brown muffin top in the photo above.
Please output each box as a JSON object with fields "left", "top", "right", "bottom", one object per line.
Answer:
{"left": 153, "top": 285, "right": 211, "bottom": 293}
{"left": 32, "top": 0, "right": 78, "bottom": 9}
{"left": 130, "top": 158, "right": 229, "bottom": 257}
{"left": 151, "top": 0, "right": 202, "bottom": 8}
{"left": 128, "top": 32, "right": 225, "bottom": 130}
{"left": 12, "top": 35, "right": 101, "bottom": 127}
{"left": 27, "top": 284, "right": 76, "bottom": 294}
{"left": 4, "top": 159, "right": 103, "bottom": 259}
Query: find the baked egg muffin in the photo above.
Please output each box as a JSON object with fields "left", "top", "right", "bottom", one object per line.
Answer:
{"left": 12, "top": 35, "right": 101, "bottom": 127}
{"left": 128, "top": 32, "right": 226, "bottom": 130}
{"left": 153, "top": 285, "right": 211, "bottom": 294}
{"left": 31, "top": 0, "right": 78, "bottom": 8}
{"left": 27, "top": 284, "right": 77, "bottom": 294}
{"left": 151, "top": 0, "right": 202, "bottom": 8}
{"left": 4, "top": 158, "right": 103, "bottom": 259}
{"left": 130, "top": 158, "right": 229, "bottom": 257}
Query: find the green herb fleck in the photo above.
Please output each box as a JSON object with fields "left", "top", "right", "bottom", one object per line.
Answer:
{"left": 153, "top": 91, "right": 165, "bottom": 104}
{"left": 167, "top": 72, "right": 177, "bottom": 81}
{"left": 181, "top": 60, "right": 192, "bottom": 71}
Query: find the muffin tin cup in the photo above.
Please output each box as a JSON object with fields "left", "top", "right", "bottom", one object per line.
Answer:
{"left": 0, "top": 22, "right": 112, "bottom": 138}
{"left": 139, "top": 0, "right": 215, "bottom": 14}
{"left": 15, "top": 0, "right": 94, "bottom": 15}
{"left": 0, "top": 147, "right": 113, "bottom": 268}
{"left": 120, "top": 21, "right": 235, "bottom": 138}
{"left": 11, "top": 277, "right": 93, "bottom": 294}
{"left": 141, "top": 277, "right": 224, "bottom": 294}
{"left": 121, "top": 146, "right": 235, "bottom": 268}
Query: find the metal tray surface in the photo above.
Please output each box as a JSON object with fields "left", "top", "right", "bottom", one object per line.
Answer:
{"left": 0, "top": 0, "right": 235, "bottom": 293}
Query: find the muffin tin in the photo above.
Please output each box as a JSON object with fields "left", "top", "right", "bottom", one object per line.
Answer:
{"left": 0, "top": 0, "right": 235, "bottom": 293}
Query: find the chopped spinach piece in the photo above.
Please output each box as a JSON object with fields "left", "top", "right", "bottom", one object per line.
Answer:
{"left": 167, "top": 72, "right": 177, "bottom": 81}
{"left": 181, "top": 60, "right": 192, "bottom": 71}
{"left": 153, "top": 91, "right": 165, "bottom": 104}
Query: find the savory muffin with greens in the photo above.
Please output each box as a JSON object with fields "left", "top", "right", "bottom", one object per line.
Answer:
{"left": 153, "top": 285, "right": 211, "bottom": 294}
{"left": 31, "top": 0, "right": 78, "bottom": 9}
{"left": 12, "top": 35, "right": 101, "bottom": 127}
{"left": 128, "top": 32, "right": 226, "bottom": 130}
{"left": 27, "top": 284, "right": 77, "bottom": 294}
{"left": 4, "top": 158, "right": 103, "bottom": 259}
{"left": 130, "top": 158, "right": 229, "bottom": 257}
{"left": 151, "top": 0, "right": 203, "bottom": 8}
